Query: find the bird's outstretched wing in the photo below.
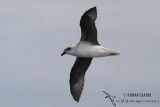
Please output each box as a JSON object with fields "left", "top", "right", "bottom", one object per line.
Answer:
{"left": 70, "top": 57, "right": 92, "bottom": 102}
{"left": 80, "top": 6, "right": 99, "bottom": 45}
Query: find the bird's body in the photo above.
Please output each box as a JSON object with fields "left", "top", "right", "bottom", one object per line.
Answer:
{"left": 61, "top": 7, "right": 120, "bottom": 102}
{"left": 67, "top": 41, "right": 119, "bottom": 58}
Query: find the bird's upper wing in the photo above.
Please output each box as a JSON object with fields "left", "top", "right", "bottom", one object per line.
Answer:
{"left": 80, "top": 7, "right": 99, "bottom": 45}
{"left": 70, "top": 57, "right": 92, "bottom": 102}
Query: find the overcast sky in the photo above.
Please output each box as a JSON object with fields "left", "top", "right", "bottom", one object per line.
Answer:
{"left": 0, "top": 0, "right": 160, "bottom": 107}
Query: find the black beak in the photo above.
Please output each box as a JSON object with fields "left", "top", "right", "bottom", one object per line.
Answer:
{"left": 61, "top": 52, "right": 65, "bottom": 56}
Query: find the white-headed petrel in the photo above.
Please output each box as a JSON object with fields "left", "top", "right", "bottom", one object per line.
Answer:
{"left": 61, "top": 7, "right": 120, "bottom": 102}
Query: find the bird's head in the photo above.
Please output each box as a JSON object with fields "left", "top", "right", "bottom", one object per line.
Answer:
{"left": 61, "top": 45, "right": 76, "bottom": 56}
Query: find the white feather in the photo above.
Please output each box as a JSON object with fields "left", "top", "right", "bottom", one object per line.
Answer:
{"left": 66, "top": 42, "right": 120, "bottom": 58}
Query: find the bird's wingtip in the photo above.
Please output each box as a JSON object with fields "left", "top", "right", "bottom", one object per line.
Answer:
{"left": 92, "top": 6, "right": 97, "bottom": 10}
{"left": 72, "top": 96, "right": 80, "bottom": 102}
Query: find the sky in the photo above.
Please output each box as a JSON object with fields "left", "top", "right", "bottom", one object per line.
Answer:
{"left": 0, "top": 0, "right": 160, "bottom": 107}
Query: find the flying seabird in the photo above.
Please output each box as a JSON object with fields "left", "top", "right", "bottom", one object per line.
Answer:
{"left": 61, "top": 7, "right": 120, "bottom": 102}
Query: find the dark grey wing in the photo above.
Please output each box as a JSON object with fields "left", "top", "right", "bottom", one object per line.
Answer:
{"left": 70, "top": 57, "right": 92, "bottom": 102}
{"left": 80, "top": 6, "right": 99, "bottom": 45}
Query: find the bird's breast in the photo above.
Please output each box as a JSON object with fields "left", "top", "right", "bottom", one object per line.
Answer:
{"left": 74, "top": 45, "right": 108, "bottom": 57}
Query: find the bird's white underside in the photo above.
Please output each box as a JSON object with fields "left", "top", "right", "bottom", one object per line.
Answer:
{"left": 67, "top": 42, "right": 120, "bottom": 58}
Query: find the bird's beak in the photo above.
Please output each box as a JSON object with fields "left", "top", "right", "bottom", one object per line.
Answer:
{"left": 61, "top": 51, "right": 65, "bottom": 56}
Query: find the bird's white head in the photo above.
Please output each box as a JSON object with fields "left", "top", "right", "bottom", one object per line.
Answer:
{"left": 61, "top": 44, "right": 77, "bottom": 56}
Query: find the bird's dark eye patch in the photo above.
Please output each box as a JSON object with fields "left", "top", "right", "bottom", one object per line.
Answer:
{"left": 65, "top": 47, "right": 71, "bottom": 51}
